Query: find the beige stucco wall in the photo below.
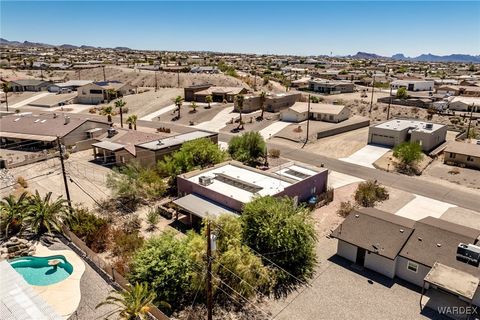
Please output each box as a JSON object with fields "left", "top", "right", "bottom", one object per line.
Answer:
{"left": 444, "top": 152, "right": 480, "bottom": 170}
{"left": 364, "top": 252, "right": 396, "bottom": 278}
{"left": 395, "top": 256, "right": 430, "bottom": 287}
{"left": 337, "top": 240, "right": 357, "bottom": 262}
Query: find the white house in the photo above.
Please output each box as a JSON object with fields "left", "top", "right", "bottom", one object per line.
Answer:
{"left": 280, "top": 102, "right": 350, "bottom": 123}
{"left": 447, "top": 96, "right": 480, "bottom": 112}
{"left": 391, "top": 80, "right": 434, "bottom": 92}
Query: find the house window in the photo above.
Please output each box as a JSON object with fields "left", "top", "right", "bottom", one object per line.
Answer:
{"left": 467, "top": 156, "right": 474, "bottom": 162}
{"left": 120, "top": 156, "right": 126, "bottom": 164}
{"left": 407, "top": 261, "right": 418, "bottom": 273}
{"left": 450, "top": 153, "right": 456, "bottom": 159}
{"left": 329, "top": 115, "right": 334, "bottom": 121}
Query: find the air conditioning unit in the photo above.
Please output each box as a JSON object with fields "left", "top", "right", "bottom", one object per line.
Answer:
{"left": 425, "top": 123, "right": 433, "bottom": 130}
{"left": 457, "top": 243, "right": 480, "bottom": 267}
{"left": 199, "top": 176, "right": 213, "bottom": 186}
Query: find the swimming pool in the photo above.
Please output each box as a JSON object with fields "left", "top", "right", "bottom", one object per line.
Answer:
{"left": 9, "top": 255, "right": 74, "bottom": 286}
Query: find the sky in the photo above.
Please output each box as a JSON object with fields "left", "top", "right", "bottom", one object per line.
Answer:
{"left": 1, "top": 1, "right": 479, "bottom": 57}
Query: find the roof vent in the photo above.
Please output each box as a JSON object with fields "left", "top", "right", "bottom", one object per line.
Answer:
{"left": 355, "top": 214, "right": 359, "bottom": 218}
{"left": 436, "top": 243, "right": 442, "bottom": 247}
{"left": 157, "top": 140, "right": 164, "bottom": 145}
{"left": 199, "top": 176, "right": 213, "bottom": 186}
{"left": 64, "top": 116, "right": 70, "bottom": 125}
{"left": 399, "top": 229, "right": 404, "bottom": 233}
{"left": 418, "top": 237, "right": 422, "bottom": 241}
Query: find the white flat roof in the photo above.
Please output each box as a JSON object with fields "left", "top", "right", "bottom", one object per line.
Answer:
{"left": 137, "top": 131, "right": 214, "bottom": 151}
{"left": 187, "top": 164, "right": 293, "bottom": 203}
{"left": 374, "top": 119, "right": 445, "bottom": 133}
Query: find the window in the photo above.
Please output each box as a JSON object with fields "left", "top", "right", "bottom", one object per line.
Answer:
{"left": 120, "top": 156, "right": 126, "bottom": 164}
{"left": 467, "top": 156, "right": 474, "bottom": 162}
{"left": 407, "top": 261, "right": 418, "bottom": 273}
{"left": 90, "top": 89, "right": 103, "bottom": 94}
{"left": 450, "top": 153, "right": 456, "bottom": 159}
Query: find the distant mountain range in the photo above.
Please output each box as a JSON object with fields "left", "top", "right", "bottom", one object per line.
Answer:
{"left": 1, "top": 38, "right": 479, "bottom": 63}
{"left": 0, "top": 38, "right": 132, "bottom": 51}
{"left": 350, "top": 51, "right": 480, "bottom": 63}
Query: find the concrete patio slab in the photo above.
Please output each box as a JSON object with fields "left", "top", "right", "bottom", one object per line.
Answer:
{"left": 259, "top": 121, "right": 291, "bottom": 140}
{"left": 339, "top": 145, "right": 391, "bottom": 168}
{"left": 328, "top": 171, "right": 364, "bottom": 189}
{"left": 394, "top": 194, "right": 457, "bottom": 221}
{"left": 194, "top": 106, "right": 234, "bottom": 132}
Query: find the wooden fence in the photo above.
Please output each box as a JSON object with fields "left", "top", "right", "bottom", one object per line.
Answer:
{"left": 62, "top": 227, "right": 170, "bottom": 320}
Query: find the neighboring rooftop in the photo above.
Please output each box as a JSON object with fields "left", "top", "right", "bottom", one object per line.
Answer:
{"left": 424, "top": 262, "right": 479, "bottom": 300}
{"left": 374, "top": 119, "right": 445, "bottom": 133}
{"left": 445, "top": 141, "right": 480, "bottom": 158}
{"left": 289, "top": 102, "right": 347, "bottom": 115}
{"left": 137, "top": 130, "right": 216, "bottom": 151}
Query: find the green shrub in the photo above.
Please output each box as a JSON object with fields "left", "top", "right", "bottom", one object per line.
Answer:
{"left": 109, "top": 228, "right": 144, "bottom": 259}
{"left": 354, "top": 180, "right": 389, "bottom": 207}
{"left": 69, "top": 207, "right": 110, "bottom": 253}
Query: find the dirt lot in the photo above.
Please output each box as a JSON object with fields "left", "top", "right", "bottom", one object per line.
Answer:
{"left": 220, "top": 110, "right": 280, "bottom": 134}
{"left": 421, "top": 157, "right": 480, "bottom": 190}
{"left": 274, "top": 127, "right": 369, "bottom": 159}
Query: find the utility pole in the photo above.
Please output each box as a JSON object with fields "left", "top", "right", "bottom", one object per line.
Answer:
{"left": 369, "top": 74, "right": 376, "bottom": 113}
{"left": 78, "top": 69, "right": 81, "bottom": 80}
{"left": 177, "top": 70, "right": 180, "bottom": 88}
{"left": 57, "top": 137, "right": 72, "bottom": 212}
{"left": 302, "top": 94, "right": 311, "bottom": 148}
{"left": 387, "top": 84, "right": 393, "bottom": 120}
{"left": 102, "top": 65, "right": 106, "bottom": 82}
{"left": 155, "top": 71, "right": 158, "bottom": 92}
{"left": 466, "top": 103, "right": 474, "bottom": 139}
{"left": 206, "top": 220, "right": 213, "bottom": 320}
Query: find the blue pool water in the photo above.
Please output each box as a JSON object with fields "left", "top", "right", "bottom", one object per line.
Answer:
{"left": 9, "top": 255, "right": 74, "bottom": 286}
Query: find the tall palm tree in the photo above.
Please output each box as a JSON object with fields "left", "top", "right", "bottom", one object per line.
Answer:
{"left": 24, "top": 191, "right": 69, "bottom": 235}
{"left": 1, "top": 82, "right": 12, "bottom": 112}
{"left": 173, "top": 95, "right": 184, "bottom": 119}
{"left": 235, "top": 94, "right": 244, "bottom": 129}
{"left": 205, "top": 95, "right": 213, "bottom": 109}
{"left": 0, "top": 192, "right": 29, "bottom": 238}
{"left": 101, "top": 106, "right": 114, "bottom": 122}
{"left": 126, "top": 114, "right": 138, "bottom": 130}
{"left": 259, "top": 91, "right": 267, "bottom": 119}
{"left": 115, "top": 99, "right": 127, "bottom": 128}
{"left": 106, "top": 89, "right": 118, "bottom": 102}
{"left": 96, "top": 283, "right": 160, "bottom": 320}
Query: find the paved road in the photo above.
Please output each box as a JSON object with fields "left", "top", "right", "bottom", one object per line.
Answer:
{"left": 27, "top": 111, "right": 480, "bottom": 212}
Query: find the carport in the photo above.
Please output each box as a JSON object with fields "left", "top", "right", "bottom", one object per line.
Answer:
{"left": 420, "top": 262, "right": 479, "bottom": 317}
{"left": 173, "top": 194, "right": 238, "bottom": 225}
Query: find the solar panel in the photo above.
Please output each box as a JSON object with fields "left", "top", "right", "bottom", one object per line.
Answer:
{"left": 214, "top": 173, "right": 263, "bottom": 193}
{"left": 284, "top": 169, "right": 311, "bottom": 180}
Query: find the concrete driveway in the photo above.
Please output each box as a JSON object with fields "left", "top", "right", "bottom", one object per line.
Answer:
{"left": 394, "top": 194, "right": 457, "bottom": 220}
{"left": 194, "top": 106, "right": 234, "bottom": 132}
{"left": 8, "top": 92, "right": 53, "bottom": 109}
{"left": 140, "top": 103, "right": 177, "bottom": 121}
{"left": 259, "top": 121, "right": 291, "bottom": 140}
{"left": 328, "top": 171, "right": 364, "bottom": 189}
{"left": 339, "top": 145, "right": 391, "bottom": 168}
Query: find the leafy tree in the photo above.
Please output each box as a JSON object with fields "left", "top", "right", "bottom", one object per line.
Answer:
{"left": 354, "top": 180, "right": 389, "bottom": 207}
{"left": 205, "top": 95, "right": 213, "bottom": 109}
{"left": 228, "top": 132, "right": 266, "bottom": 166}
{"left": 235, "top": 94, "right": 244, "bottom": 128}
{"left": 173, "top": 95, "right": 184, "bottom": 119}
{"left": 101, "top": 105, "right": 114, "bottom": 122}
{"left": 310, "top": 96, "right": 320, "bottom": 103}
{"left": 126, "top": 114, "right": 138, "bottom": 130}
{"left": 96, "top": 282, "right": 159, "bottom": 320}
{"left": 396, "top": 87, "right": 409, "bottom": 99}
{"left": 393, "top": 141, "right": 424, "bottom": 168}
{"left": 0, "top": 192, "right": 29, "bottom": 238}
{"left": 157, "top": 138, "right": 227, "bottom": 179}
{"left": 241, "top": 196, "right": 317, "bottom": 294}
{"left": 129, "top": 231, "right": 194, "bottom": 308}
{"left": 107, "top": 162, "right": 166, "bottom": 205}
{"left": 115, "top": 99, "right": 127, "bottom": 128}
{"left": 1, "top": 82, "right": 11, "bottom": 112}
{"left": 24, "top": 191, "right": 69, "bottom": 235}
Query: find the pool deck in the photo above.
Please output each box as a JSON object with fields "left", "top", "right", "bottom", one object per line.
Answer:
{"left": 32, "top": 243, "right": 85, "bottom": 319}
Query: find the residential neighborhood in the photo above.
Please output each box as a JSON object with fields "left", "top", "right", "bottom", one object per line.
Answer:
{"left": 1, "top": 1, "right": 480, "bottom": 320}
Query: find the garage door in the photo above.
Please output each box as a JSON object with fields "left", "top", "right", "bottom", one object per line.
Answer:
{"left": 370, "top": 133, "right": 395, "bottom": 146}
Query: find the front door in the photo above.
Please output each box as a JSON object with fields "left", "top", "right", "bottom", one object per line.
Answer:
{"left": 356, "top": 248, "right": 366, "bottom": 266}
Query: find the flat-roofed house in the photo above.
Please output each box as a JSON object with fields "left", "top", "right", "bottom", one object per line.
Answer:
{"left": 234, "top": 92, "right": 302, "bottom": 113}
{"left": 447, "top": 96, "right": 480, "bottom": 112}
{"left": 444, "top": 141, "right": 480, "bottom": 170}
{"left": 331, "top": 208, "right": 415, "bottom": 278}
{"left": 193, "top": 86, "right": 248, "bottom": 103}
{"left": 437, "top": 85, "right": 480, "bottom": 97}
{"left": 77, "top": 81, "right": 135, "bottom": 104}
{"left": 280, "top": 102, "right": 350, "bottom": 123}
{"left": 0, "top": 114, "right": 110, "bottom": 149}
{"left": 308, "top": 79, "right": 354, "bottom": 94}
{"left": 368, "top": 119, "right": 447, "bottom": 152}
{"left": 9, "top": 79, "right": 52, "bottom": 92}
{"left": 391, "top": 80, "right": 434, "bottom": 92}
{"left": 175, "top": 161, "right": 328, "bottom": 222}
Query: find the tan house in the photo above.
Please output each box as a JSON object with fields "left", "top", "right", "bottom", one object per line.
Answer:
{"left": 77, "top": 81, "right": 135, "bottom": 104}
{"left": 92, "top": 129, "right": 217, "bottom": 167}
{"left": 233, "top": 92, "right": 302, "bottom": 113}
{"left": 280, "top": 102, "right": 350, "bottom": 123}
{"left": 444, "top": 141, "right": 480, "bottom": 170}
{"left": 193, "top": 86, "right": 248, "bottom": 103}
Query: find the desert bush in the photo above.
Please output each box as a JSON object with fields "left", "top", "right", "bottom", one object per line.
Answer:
{"left": 354, "top": 180, "right": 389, "bottom": 207}
{"left": 146, "top": 208, "right": 160, "bottom": 230}
{"left": 269, "top": 148, "right": 281, "bottom": 158}
{"left": 68, "top": 206, "right": 110, "bottom": 253}
{"left": 448, "top": 168, "right": 460, "bottom": 175}
{"left": 109, "top": 228, "right": 144, "bottom": 258}
{"left": 16, "top": 176, "right": 28, "bottom": 188}
{"left": 122, "top": 214, "right": 142, "bottom": 233}
{"left": 337, "top": 201, "right": 357, "bottom": 217}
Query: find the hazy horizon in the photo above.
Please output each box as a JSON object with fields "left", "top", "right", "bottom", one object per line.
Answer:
{"left": 1, "top": 1, "right": 479, "bottom": 56}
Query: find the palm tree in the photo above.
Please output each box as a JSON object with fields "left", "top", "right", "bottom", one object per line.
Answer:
{"left": 173, "top": 95, "right": 184, "bottom": 119}
{"left": 235, "top": 94, "right": 244, "bottom": 129}
{"left": 24, "top": 191, "right": 69, "bottom": 235}
{"left": 101, "top": 106, "right": 114, "bottom": 122}
{"left": 106, "top": 89, "right": 118, "bottom": 102}
{"left": 259, "top": 91, "right": 267, "bottom": 119}
{"left": 96, "top": 283, "right": 159, "bottom": 320}
{"left": 126, "top": 114, "right": 138, "bottom": 130}
{"left": 205, "top": 95, "right": 213, "bottom": 109}
{"left": 115, "top": 99, "right": 127, "bottom": 128}
{"left": 0, "top": 192, "right": 29, "bottom": 238}
{"left": 1, "top": 82, "right": 12, "bottom": 112}
{"left": 189, "top": 101, "right": 198, "bottom": 113}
